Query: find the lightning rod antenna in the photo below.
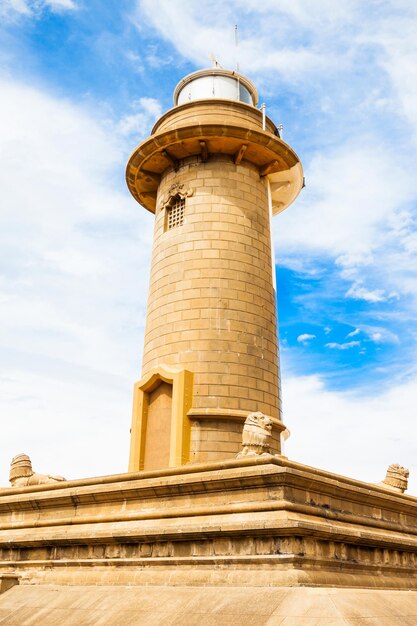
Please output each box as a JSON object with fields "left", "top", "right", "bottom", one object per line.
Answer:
{"left": 234, "top": 25, "right": 240, "bottom": 73}
{"left": 234, "top": 25, "right": 241, "bottom": 101}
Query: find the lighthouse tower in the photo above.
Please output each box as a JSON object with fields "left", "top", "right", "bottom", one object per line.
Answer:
{"left": 126, "top": 68, "right": 303, "bottom": 471}
{"left": 2, "top": 70, "right": 414, "bottom": 618}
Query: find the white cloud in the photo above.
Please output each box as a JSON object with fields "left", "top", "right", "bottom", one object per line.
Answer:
{"left": 240, "top": 0, "right": 358, "bottom": 27}
{"left": 283, "top": 372, "right": 417, "bottom": 494}
{"left": 346, "top": 328, "right": 360, "bottom": 338}
{"left": 275, "top": 138, "right": 416, "bottom": 323}
{"left": 134, "top": 0, "right": 417, "bottom": 119}
{"left": 118, "top": 97, "right": 162, "bottom": 137}
{"left": 0, "top": 0, "right": 76, "bottom": 20}
{"left": 336, "top": 253, "right": 374, "bottom": 269}
{"left": 370, "top": 332, "right": 382, "bottom": 343}
{"left": 326, "top": 341, "right": 360, "bottom": 350}
{"left": 276, "top": 140, "right": 416, "bottom": 257}
{"left": 0, "top": 367, "right": 131, "bottom": 485}
{"left": 125, "top": 51, "right": 145, "bottom": 75}
{"left": 359, "top": 9, "right": 417, "bottom": 144}
{"left": 297, "top": 333, "right": 315, "bottom": 344}
{"left": 361, "top": 326, "right": 399, "bottom": 345}
{"left": 0, "top": 76, "right": 154, "bottom": 486}
{"left": 135, "top": 0, "right": 343, "bottom": 82}
{"left": 45, "top": 0, "right": 76, "bottom": 9}
{"left": 345, "top": 282, "right": 387, "bottom": 303}
{"left": 0, "top": 0, "right": 31, "bottom": 18}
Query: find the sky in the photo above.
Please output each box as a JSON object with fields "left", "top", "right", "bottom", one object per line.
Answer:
{"left": 1, "top": 0, "right": 417, "bottom": 491}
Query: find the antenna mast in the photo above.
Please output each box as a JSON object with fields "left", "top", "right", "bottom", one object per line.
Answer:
{"left": 234, "top": 24, "right": 240, "bottom": 72}
{"left": 235, "top": 25, "right": 240, "bottom": 100}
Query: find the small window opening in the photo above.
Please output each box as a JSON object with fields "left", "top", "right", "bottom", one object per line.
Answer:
{"left": 165, "top": 195, "right": 185, "bottom": 230}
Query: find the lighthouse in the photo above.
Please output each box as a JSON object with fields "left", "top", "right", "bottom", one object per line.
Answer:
{"left": 1, "top": 69, "right": 414, "bottom": 619}
{"left": 126, "top": 68, "right": 303, "bottom": 471}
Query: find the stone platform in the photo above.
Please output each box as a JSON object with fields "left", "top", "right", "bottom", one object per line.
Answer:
{"left": 1, "top": 584, "right": 417, "bottom": 625}
{"left": 1, "top": 456, "right": 417, "bottom": 623}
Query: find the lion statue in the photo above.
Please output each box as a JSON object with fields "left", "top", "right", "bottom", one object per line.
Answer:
{"left": 377, "top": 463, "right": 409, "bottom": 494}
{"left": 237, "top": 411, "right": 273, "bottom": 457}
{"left": 9, "top": 453, "right": 66, "bottom": 487}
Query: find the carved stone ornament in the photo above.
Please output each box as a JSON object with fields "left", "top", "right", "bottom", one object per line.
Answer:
{"left": 9, "top": 453, "right": 66, "bottom": 488}
{"left": 377, "top": 463, "right": 409, "bottom": 494}
{"left": 237, "top": 411, "right": 273, "bottom": 458}
{"left": 162, "top": 182, "right": 193, "bottom": 208}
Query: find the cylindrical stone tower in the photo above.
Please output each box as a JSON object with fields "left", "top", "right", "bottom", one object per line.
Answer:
{"left": 126, "top": 68, "right": 303, "bottom": 471}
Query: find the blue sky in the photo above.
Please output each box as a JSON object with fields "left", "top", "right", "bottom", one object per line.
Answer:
{"left": 1, "top": 0, "right": 417, "bottom": 490}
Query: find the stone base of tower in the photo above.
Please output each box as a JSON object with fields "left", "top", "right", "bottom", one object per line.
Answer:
{"left": 1, "top": 456, "right": 417, "bottom": 622}
{"left": 128, "top": 367, "right": 287, "bottom": 471}
{"left": 188, "top": 411, "right": 285, "bottom": 464}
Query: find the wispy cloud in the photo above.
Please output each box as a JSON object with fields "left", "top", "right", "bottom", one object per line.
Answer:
{"left": 46, "top": 0, "right": 76, "bottom": 10}
{"left": 277, "top": 140, "right": 416, "bottom": 257}
{"left": 0, "top": 75, "right": 153, "bottom": 484}
{"left": 135, "top": 0, "right": 357, "bottom": 82}
{"left": 0, "top": 0, "right": 76, "bottom": 20}
{"left": 297, "top": 333, "right": 315, "bottom": 345}
{"left": 118, "top": 97, "right": 162, "bottom": 138}
{"left": 0, "top": 0, "right": 31, "bottom": 19}
{"left": 326, "top": 341, "right": 360, "bottom": 350}
{"left": 345, "top": 283, "right": 388, "bottom": 303}
{"left": 283, "top": 371, "right": 417, "bottom": 493}
{"left": 346, "top": 328, "right": 360, "bottom": 338}
{"left": 125, "top": 51, "right": 145, "bottom": 75}
{"left": 362, "top": 326, "right": 399, "bottom": 345}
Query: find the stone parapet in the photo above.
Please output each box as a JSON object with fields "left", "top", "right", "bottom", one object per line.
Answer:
{"left": 1, "top": 457, "right": 417, "bottom": 590}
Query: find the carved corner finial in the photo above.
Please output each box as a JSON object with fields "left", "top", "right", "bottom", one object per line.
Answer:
{"left": 9, "top": 453, "right": 66, "bottom": 488}
{"left": 377, "top": 463, "right": 409, "bottom": 494}
{"left": 237, "top": 411, "right": 273, "bottom": 458}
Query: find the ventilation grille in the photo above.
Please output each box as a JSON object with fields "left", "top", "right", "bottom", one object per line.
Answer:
{"left": 166, "top": 197, "right": 185, "bottom": 230}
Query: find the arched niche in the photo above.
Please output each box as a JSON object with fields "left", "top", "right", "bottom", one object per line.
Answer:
{"left": 129, "top": 366, "right": 193, "bottom": 472}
